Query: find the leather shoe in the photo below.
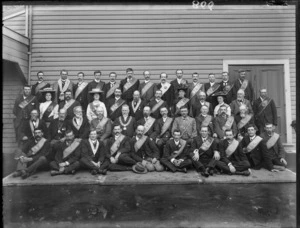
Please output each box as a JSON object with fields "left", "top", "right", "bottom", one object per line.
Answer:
{"left": 12, "top": 170, "right": 22, "bottom": 178}
{"left": 206, "top": 168, "right": 214, "bottom": 176}
{"left": 98, "top": 169, "right": 107, "bottom": 175}
{"left": 50, "top": 170, "right": 63, "bottom": 176}
{"left": 91, "top": 170, "right": 98, "bottom": 175}
{"left": 200, "top": 169, "right": 209, "bottom": 177}
{"left": 177, "top": 168, "right": 187, "bottom": 173}
{"left": 235, "top": 170, "right": 251, "bottom": 176}
{"left": 21, "top": 170, "right": 30, "bottom": 179}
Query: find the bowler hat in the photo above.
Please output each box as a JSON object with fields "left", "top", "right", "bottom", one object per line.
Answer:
{"left": 89, "top": 88, "right": 104, "bottom": 94}
{"left": 132, "top": 162, "right": 148, "bottom": 174}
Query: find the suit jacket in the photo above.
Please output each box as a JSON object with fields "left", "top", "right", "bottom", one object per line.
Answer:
{"left": 103, "top": 82, "right": 119, "bottom": 101}
{"left": 218, "top": 81, "right": 234, "bottom": 104}
{"left": 234, "top": 114, "right": 254, "bottom": 137}
{"left": 58, "top": 100, "right": 81, "bottom": 120}
{"left": 163, "top": 139, "right": 189, "bottom": 161}
{"left": 52, "top": 140, "right": 81, "bottom": 164}
{"left": 39, "top": 101, "right": 57, "bottom": 123}
{"left": 253, "top": 97, "right": 277, "bottom": 127}
{"left": 260, "top": 132, "right": 286, "bottom": 159}
{"left": 191, "top": 101, "right": 213, "bottom": 118}
{"left": 87, "top": 80, "right": 105, "bottom": 103}
{"left": 21, "top": 138, "right": 51, "bottom": 161}
{"left": 129, "top": 99, "right": 147, "bottom": 121}
{"left": 213, "top": 115, "right": 238, "bottom": 139}
{"left": 106, "top": 135, "right": 131, "bottom": 158}
{"left": 73, "top": 82, "right": 89, "bottom": 111}
{"left": 172, "top": 116, "right": 197, "bottom": 140}
{"left": 173, "top": 97, "right": 190, "bottom": 117}
{"left": 152, "top": 117, "right": 174, "bottom": 140}
{"left": 48, "top": 118, "right": 68, "bottom": 140}
{"left": 230, "top": 99, "right": 253, "bottom": 116}
{"left": 106, "top": 98, "right": 126, "bottom": 121}
{"left": 21, "top": 119, "right": 49, "bottom": 140}
{"left": 53, "top": 80, "right": 74, "bottom": 103}
{"left": 80, "top": 139, "right": 107, "bottom": 163}
{"left": 187, "top": 82, "right": 205, "bottom": 106}
{"left": 148, "top": 99, "right": 168, "bottom": 119}
{"left": 114, "top": 116, "right": 137, "bottom": 138}
{"left": 90, "top": 118, "right": 112, "bottom": 141}
{"left": 130, "top": 136, "right": 160, "bottom": 162}
{"left": 120, "top": 77, "right": 140, "bottom": 103}
{"left": 138, "top": 81, "right": 157, "bottom": 103}
{"left": 219, "top": 139, "right": 248, "bottom": 164}
{"left": 232, "top": 79, "right": 254, "bottom": 102}
{"left": 66, "top": 117, "right": 90, "bottom": 139}
{"left": 13, "top": 95, "right": 39, "bottom": 128}
{"left": 240, "top": 135, "right": 273, "bottom": 170}
{"left": 136, "top": 117, "right": 156, "bottom": 139}
{"left": 31, "top": 81, "right": 51, "bottom": 102}
{"left": 195, "top": 114, "right": 214, "bottom": 135}
{"left": 156, "top": 83, "right": 175, "bottom": 110}
{"left": 189, "top": 136, "right": 217, "bottom": 160}
{"left": 170, "top": 78, "right": 188, "bottom": 100}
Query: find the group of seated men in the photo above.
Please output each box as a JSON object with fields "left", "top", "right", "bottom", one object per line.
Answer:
{"left": 12, "top": 68, "right": 287, "bottom": 179}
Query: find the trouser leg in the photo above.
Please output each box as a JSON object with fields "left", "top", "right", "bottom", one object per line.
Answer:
{"left": 160, "top": 158, "right": 177, "bottom": 172}
{"left": 50, "top": 161, "right": 60, "bottom": 171}
{"left": 191, "top": 160, "right": 205, "bottom": 171}
{"left": 64, "top": 161, "right": 81, "bottom": 174}
{"left": 100, "top": 159, "right": 111, "bottom": 171}
{"left": 232, "top": 160, "right": 251, "bottom": 172}
{"left": 26, "top": 156, "right": 48, "bottom": 174}
{"left": 79, "top": 157, "right": 98, "bottom": 170}
{"left": 118, "top": 153, "right": 137, "bottom": 166}
{"left": 108, "top": 163, "right": 132, "bottom": 171}
{"left": 272, "top": 158, "right": 286, "bottom": 167}
{"left": 178, "top": 159, "right": 192, "bottom": 169}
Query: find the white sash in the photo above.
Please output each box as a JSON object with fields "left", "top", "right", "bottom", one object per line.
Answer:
{"left": 225, "top": 139, "right": 239, "bottom": 157}
{"left": 63, "top": 99, "right": 76, "bottom": 112}
{"left": 245, "top": 136, "right": 263, "bottom": 153}
{"left": 58, "top": 79, "right": 71, "bottom": 94}
{"left": 131, "top": 99, "right": 142, "bottom": 113}
{"left": 160, "top": 82, "right": 171, "bottom": 96}
{"left": 72, "top": 117, "right": 83, "bottom": 130}
{"left": 266, "top": 133, "right": 280, "bottom": 150}
{"left": 29, "top": 119, "right": 40, "bottom": 136}
{"left": 75, "top": 81, "right": 88, "bottom": 99}
{"left": 141, "top": 81, "right": 154, "bottom": 97}
{"left": 144, "top": 117, "right": 155, "bottom": 134}
{"left": 123, "top": 78, "right": 137, "bottom": 92}
{"left": 39, "top": 101, "right": 52, "bottom": 119}
{"left": 190, "top": 83, "right": 203, "bottom": 99}
{"left": 89, "top": 139, "right": 99, "bottom": 155}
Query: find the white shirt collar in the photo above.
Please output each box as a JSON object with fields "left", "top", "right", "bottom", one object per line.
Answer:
{"left": 95, "top": 79, "right": 100, "bottom": 83}
{"left": 145, "top": 80, "right": 150, "bottom": 83}
{"left": 115, "top": 97, "right": 120, "bottom": 101}
{"left": 250, "top": 135, "right": 256, "bottom": 141}
{"left": 155, "top": 98, "right": 161, "bottom": 103}
{"left": 210, "top": 82, "right": 215, "bottom": 86}
{"left": 177, "top": 78, "right": 182, "bottom": 83}
{"left": 162, "top": 116, "right": 167, "bottom": 121}
{"left": 202, "top": 137, "right": 208, "bottom": 141}
{"left": 123, "top": 115, "right": 128, "bottom": 120}
{"left": 174, "top": 140, "right": 180, "bottom": 145}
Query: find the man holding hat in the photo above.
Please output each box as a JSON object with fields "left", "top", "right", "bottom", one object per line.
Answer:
{"left": 148, "top": 90, "right": 168, "bottom": 119}
{"left": 87, "top": 70, "right": 105, "bottom": 103}
{"left": 58, "top": 89, "right": 81, "bottom": 120}
{"left": 173, "top": 84, "right": 190, "bottom": 117}
{"left": 73, "top": 72, "right": 89, "bottom": 111}
{"left": 120, "top": 68, "right": 140, "bottom": 103}
{"left": 39, "top": 87, "right": 57, "bottom": 126}
{"left": 31, "top": 71, "right": 51, "bottom": 103}
{"left": 253, "top": 88, "right": 278, "bottom": 135}
{"left": 90, "top": 107, "right": 112, "bottom": 143}
{"left": 106, "top": 88, "right": 126, "bottom": 121}
{"left": 138, "top": 71, "right": 157, "bottom": 104}
{"left": 190, "top": 91, "right": 213, "bottom": 118}
{"left": 232, "top": 69, "right": 254, "bottom": 102}
{"left": 53, "top": 69, "right": 74, "bottom": 103}
{"left": 66, "top": 106, "right": 90, "bottom": 140}
{"left": 86, "top": 88, "right": 107, "bottom": 123}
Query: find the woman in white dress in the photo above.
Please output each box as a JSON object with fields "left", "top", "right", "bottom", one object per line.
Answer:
{"left": 39, "top": 87, "right": 57, "bottom": 127}
{"left": 86, "top": 88, "right": 107, "bottom": 123}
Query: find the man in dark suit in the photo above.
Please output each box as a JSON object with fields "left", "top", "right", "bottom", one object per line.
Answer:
{"left": 148, "top": 90, "right": 168, "bottom": 119}
{"left": 230, "top": 89, "right": 253, "bottom": 116}
{"left": 156, "top": 72, "right": 175, "bottom": 113}
{"left": 130, "top": 125, "right": 164, "bottom": 172}
{"left": 189, "top": 126, "right": 224, "bottom": 177}
{"left": 87, "top": 70, "right": 106, "bottom": 103}
{"left": 73, "top": 72, "right": 89, "bottom": 111}
{"left": 53, "top": 69, "right": 74, "bottom": 104}
{"left": 12, "top": 128, "right": 50, "bottom": 179}
{"left": 79, "top": 129, "right": 110, "bottom": 175}
{"left": 260, "top": 123, "right": 287, "bottom": 170}
{"left": 240, "top": 124, "right": 277, "bottom": 172}
{"left": 190, "top": 91, "right": 213, "bottom": 118}
{"left": 103, "top": 72, "right": 119, "bottom": 102}
{"left": 13, "top": 85, "right": 39, "bottom": 144}
{"left": 129, "top": 90, "right": 146, "bottom": 121}
{"left": 173, "top": 84, "right": 190, "bottom": 117}
{"left": 48, "top": 108, "right": 68, "bottom": 146}
{"left": 204, "top": 73, "right": 220, "bottom": 110}
{"left": 58, "top": 90, "right": 81, "bottom": 120}
{"left": 195, "top": 105, "right": 214, "bottom": 136}
{"left": 90, "top": 108, "right": 112, "bottom": 143}
{"left": 21, "top": 109, "right": 49, "bottom": 142}
{"left": 253, "top": 88, "right": 278, "bottom": 135}
{"left": 170, "top": 69, "right": 188, "bottom": 100}
{"left": 66, "top": 106, "right": 90, "bottom": 140}
{"left": 120, "top": 68, "right": 140, "bottom": 103}
{"left": 232, "top": 69, "right": 254, "bottom": 102}
{"left": 218, "top": 71, "right": 234, "bottom": 104}
{"left": 114, "top": 104, "right": 137, "bottom": 138}
{"left": 218, "top": 129, "right": 251, "bottom": 176}
{"left": 187, "top": 72, "right": 204, "bottom": 109}
{"left": 31, "top": 71, "right": 51, "bottom": 102}
{"left": 160, "top": 129, "right": 192, "bottom": 173}
{"left": 136, "top": 106, "right": 156, "bottom": 140}
{"left": 138, "top": 71, "right": 157, "bottom": 104}
{"left": 50, "top": 129, "right": 81, "bottom": 176}
{"left": 106, "top": 88, "right": 126, "bottom": 121}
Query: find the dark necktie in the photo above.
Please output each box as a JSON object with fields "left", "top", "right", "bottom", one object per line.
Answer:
{"left": 62, "top": 81, "right": 65, "bottom": 88}
{"left": 93, "top": 142, "right": 97, "bottom": 148}
{"left": 134, "top": 102, "right": 137, "bottom": 107}
{"left": 111, "top": 83, "right": 114, "bottom": 88}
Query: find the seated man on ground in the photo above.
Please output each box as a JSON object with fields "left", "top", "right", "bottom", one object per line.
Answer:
{"left": 50, "top": 129, "right": 81, "bottom": 176}
{"left": 218, "top": 129, "right": 251, "bottom": 176}
{"left": 13, "top": 128, "right": 51, "bottom": 179}
{"left": 79, "top": 129, "right": 109, "bottom": 175}
{"left": 260, "top": 123, "right": 287, "bottom": 171}
{"left": 130, "top": 125, "right": 164, "bottom": 172}
{"left": 189, "top": 126, "right": 223, "bottom": 177}
{"left": 160, "top": 129, "right": 192, "bottom": 173}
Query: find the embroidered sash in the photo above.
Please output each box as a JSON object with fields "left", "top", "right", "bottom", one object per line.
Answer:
{"left": 190, "top": 83, "right": 203, "bottom": 99}
{"left": 200, "top": 137, "right": 214, "bottom": 151}
{"left": 225, "top": 139, "right": 239, "bottom": 157}
{"left": 49, "top": 104, "right": 59, "bottom": 119}
{"left": 40, "top": 101, "right": 52, "bottom": 119}
{"left": 74, "top": 81, "right": 88, "bottom": 99}
{"left": 58, "top": 79, "right": 71, "bottom": 94}
{"left": 266, "top": 133, "right": 280, "bottom": 149}
{"left": 222, "top": 116, "right": 234, "bottom": 131}
{"left": 119, "top": 116, "right": 132, "bottom": 130}
{"left": 160, "top": 117, "right": 173, "bottom": 137}
{"left": 237, "top": 114, "right": 253, "bottom": 129}
{"left": 151, "top": 100, "right": 165, "bottom": 114}
{"left": 206, "top": 83, "right": 220, "bottom": 96}
{"left": 89, "top": 139, "right": 99, "bottom": 155}
{"left": 144, "top": 117, "right": 156, "bottom": 134}
{"left": 110, "top": 134, "right": 125, "bottom": 155}
{"left": 172, "top": 139, "right": 187, "bottom": 158}
{"left": 123, "top": 78, "right": 137, "bottom": 92}
{"left": 19, "top": 96, "right": 36, "bottom": 109}
{"left": 201, "top": 115, "right": 212, "bottom": 127}
{"left": 160, "top": 82, "right": 171, "bottom": 96}
{"left": 28, "top": 138, "right": 47, "bottom": 156}
{"left": 110, "top": 99, "right": 125, "bottom": 113}
{"left": 63, "top": 140, "right": 81, "bottom": 158}
{"left": 245, "top": 136, "right": 263, "bottom": 153}
{"left": 134, "top": 135, "right": 148, "bottom": 152}
{"left": 223, "top": 84, "right": 234, "bottom": 94}
{"left": 72, "top": 117, "right": 83, "bottom": 130}
{"left": 131, "top": 99, "right": 142, "bottom": 113}
{"left": 96, "top": 117, "right": 109, "bottom": 132}
{"left": 29, "top": 119, "right": 40, "bottom": 136}
{"left": 106, "top": 82, "right": 119, "bottom": 98}
{"left": 175, "top": 98, "right": 190, "bottom": 114}
{"left": 63, "top": 99, "right": 76, "bottom": 112}
{"left": 240, "top": 79, "right": 248, "bottom": 90}
{"left": 257, "top": 98, "right": 272, "bottom": 116}
{"left": 141, "top": 82, "right": 154, "bottom": 97}
{"left": 35, "top": 81, "right": 48, "bottom": 94}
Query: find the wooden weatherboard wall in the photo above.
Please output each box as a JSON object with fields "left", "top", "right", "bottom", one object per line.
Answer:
{"left": 3, "top": 6, "right": 26, "bottom": 36}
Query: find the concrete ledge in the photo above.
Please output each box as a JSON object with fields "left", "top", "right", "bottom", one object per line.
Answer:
{"left": 2, "top": 168, "right": 296, "bottom": 187}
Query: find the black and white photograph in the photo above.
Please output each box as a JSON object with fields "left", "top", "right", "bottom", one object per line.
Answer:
{"left": 2, "top": 0, "right": 298, "bottom": 227}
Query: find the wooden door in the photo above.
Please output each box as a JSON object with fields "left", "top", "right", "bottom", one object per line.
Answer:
{"left": 228, "top": 65, "right": 286, "bottom": 142}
